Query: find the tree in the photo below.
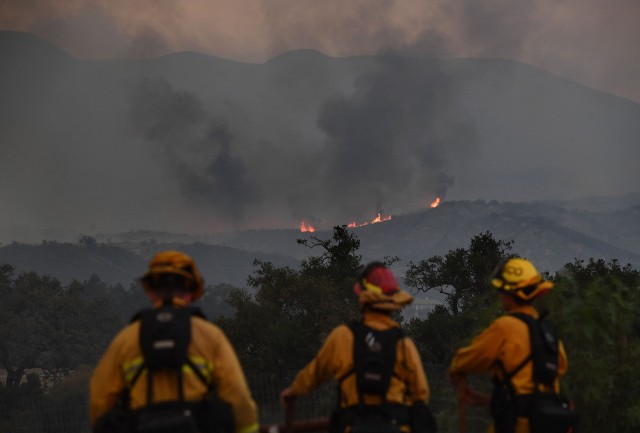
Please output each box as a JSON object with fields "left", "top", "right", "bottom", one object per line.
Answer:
{"left": 219, "top": 226, "right": 362, "bottom": 376}
{"left": 543, "top": 259, "right": 640, "bottom": 433}
{"left": 404, "top": 231, "right": 514, "bottom": 316}
{"left": 402, "top": 232, "right": 515, "bottom": 363}
{"left": 0, "top": 267, "right": 120, "bottom": 389}
{"left": 199, "top": 283, "right": 237, "bottom": 320}
{"left": 0, "top": 268, "right": 65, "bottom": 389}
{"left": 297, "top": 224, "right": 362, "bottom": 288}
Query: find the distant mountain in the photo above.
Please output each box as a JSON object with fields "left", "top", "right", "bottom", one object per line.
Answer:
{"left": 0, "top": 241, "right": 144, "bottom": 286}
{"left": 1, "top": 30, "right": 639, "bottom": 239}
{"left": 206, "top": 199, "right": 640, "bottom": 274}
{"left": 0, "top": 31, "right": 638, "bottom": 284}
{"left": 0, "top": 199, "right": 638, "bottom": 287}
{"left": 0, "top": 239, "right": 298, "bottom": 287}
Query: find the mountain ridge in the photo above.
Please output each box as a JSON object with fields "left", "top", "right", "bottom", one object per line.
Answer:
{"left": 1, "top": 199, "right": 638, "bottom": 288}
{"left": 0, "top": 31, "right": 638, "bottom": 276}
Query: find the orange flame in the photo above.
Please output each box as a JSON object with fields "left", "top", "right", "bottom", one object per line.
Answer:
{"left": 300, "top": 220, "right": 316, "bottom": 232}
{"left": 371, "top": 212, "right": 392, "bottom": 224}
{"left": 303, "top": 212, "right": 392, "bottom": 231}
{"left": 347, "top": 212, "right": 392, "bottom": 228}
{"left": 430, "top": 197, "right": 441, "bottom": 208}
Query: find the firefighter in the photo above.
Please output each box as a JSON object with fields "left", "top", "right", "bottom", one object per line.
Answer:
{"left": 279, "top": 262, "right": 435, "bottom": 433}
{"left": 89, "top": 250, "right": 259, "bottom": 433}
{"left": 448, "top": 258, "right": 569, "bottom": 433}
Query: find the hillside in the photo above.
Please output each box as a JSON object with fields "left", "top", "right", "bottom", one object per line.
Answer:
{"left": 204, "top": 199, "right": 640, "bottom": 274}
{"left": 0, "top": 239, "right": 298, "bottom": 287}
{"left": 1, "top": 30, "right": 639, "bottom": 240}
{"left": 1, "top": 31, "right": 638, "bottom": 284}
{"left": 1, "top": 198, "right": 637, "bottom": 288}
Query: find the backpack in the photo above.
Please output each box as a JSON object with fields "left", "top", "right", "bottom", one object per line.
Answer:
{"left": 94, "top": 305, "right": 233, "bottom": 433}
{"left": 491, "top": 313, "right": 578, "bottom": 433}
{"left": 331, "top": 321, "right": 436, "bottom": 433}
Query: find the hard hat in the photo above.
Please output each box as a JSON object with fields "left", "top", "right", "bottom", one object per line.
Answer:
{"left": 141, "top": 250, "right": 205, "bottom": 300}
{"left": 490, "top": 257, "right": 553, "bottom": 301}
{"left": 353, "top": 262, "right": 413, "bottom": 311}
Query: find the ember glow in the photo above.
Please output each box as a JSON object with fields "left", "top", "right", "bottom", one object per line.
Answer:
{"left": 430, "top": 197, "right": 441, "bottom": 208}
{"left": 300, "top": 221, "right": 316, "bottom": 232}
{"left": 300, "top": 212, "right": 392, "bottom": 231}
{"left": 347, "top": 212, "right": 392, "bottom": 228}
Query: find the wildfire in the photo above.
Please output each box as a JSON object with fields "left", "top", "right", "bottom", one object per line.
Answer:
{"left": 299, "top": 220, "right": 316, "bottom": 233}
{"left": 300, "top": 212, "right": 393, "bottom": 231}
{"left": 371, "top": 212, "right": 392, "bottom": 224}
{"left": 430, "top": 197, "right": 441, "bottom": 208}
{"left": 347, "top": 212, "right": 392, "bottom": 228}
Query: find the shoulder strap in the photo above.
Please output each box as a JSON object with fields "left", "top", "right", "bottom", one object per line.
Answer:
{"left": 507, "top": 312, "right": 560, "bottom": 387}
{"left": 131, "top": 306, "right": 198, "bottom": 405}
{"left": 130, "top": 305, "right": 207, "bottom": 323}
{"left": 130, "top": 308, "right": 148, "bottom": 323}
{"left": 186, "top": 306, "right": 207, "bottom": 320}
{"left": 348, "top": 320, "right": 403, "bottom": 406}
{"left": 122, "top": 306, "right": 212, "bottom": 410}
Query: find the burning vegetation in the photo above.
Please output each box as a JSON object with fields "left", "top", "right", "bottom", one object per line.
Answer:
{"left": 300, "top": 221, "right": 316, "bottom": 233}
{"left": 299, "top": 198, "right": 442, "bottom": 232}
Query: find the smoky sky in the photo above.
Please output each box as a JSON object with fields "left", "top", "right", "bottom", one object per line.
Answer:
{"left": 128, "top": 78, "right": 258, "bottom": 223}
{"left": 0, "top": 0, "right": 639, "bottom": 241}
{"left": 316, "top": 54, "right": 467, "bottom": 219}
{"left": 1, "top": 0, "right": 638, "bottom": 102}
{"left": 125, "top": 65, "right": 464, "bottom": 230}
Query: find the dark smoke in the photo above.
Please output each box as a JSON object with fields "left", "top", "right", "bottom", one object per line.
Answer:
{"left": 128, "top": 78, "right": 257, "bottom": 225}
{"left": 315, "top": 53, "right": 474, "bottom": 221}
{"left": 126, "top": 52, "right": 475, "bottom": 229}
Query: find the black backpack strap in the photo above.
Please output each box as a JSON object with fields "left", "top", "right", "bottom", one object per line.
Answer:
{"left": 136, "top": 306, "right": 194, "bottom": 405}
{"left": 130, "top": 308, "right": 148, "bottom": 323}
{"left": 491, "top": 313, "right": 535, "bottom": 389}
{"left": 507, "top": 312, "right": 559, "bottom": 387}
{"left": 185, "top": 357, "right": 211, "bottom": 389}
{"left": 184, "top": 307, "right": 212, "bottom": 389}
{"left": 348, "top": 320, "right": 403, "bottom": 406}
{"left": 130, "top": 305, "right": 207, "bottom": 322}
{"left": 497, "top": 353, "right": 533, "bottom": 385}
{"left": 187, "top": 306, "right": 207, "bottom": 320}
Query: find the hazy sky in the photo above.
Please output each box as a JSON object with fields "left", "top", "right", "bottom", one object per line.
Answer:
{"left": 1, "top": 0, "right": 639, "bottom": 102}
{"left": 0, "top": 0, "right": 639, "bottom": 241}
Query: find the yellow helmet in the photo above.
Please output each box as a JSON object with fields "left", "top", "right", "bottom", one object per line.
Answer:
{"left": 490, "top": 257, "right": 553, "bottom": 301}
{"left": 141, "top": 250, "right": 205, "bottom": 300}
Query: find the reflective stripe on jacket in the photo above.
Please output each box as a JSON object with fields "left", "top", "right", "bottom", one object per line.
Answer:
{"left": 89, "top": 312, "right": 259, "bottom": 433}
{"left": 449, "top": 305, "right": 568, "bottom": 395}
{"left": 289, "top": 310, "right": 430, "bottom": 407}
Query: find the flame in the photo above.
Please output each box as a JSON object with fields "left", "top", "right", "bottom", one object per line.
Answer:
{"left": 301, "top": 212, "right": 392, "bottom": 231}
{"left": 430, "top": 197, "right": 441, "bottom": 208}
{"left": 371, "top": 212, "right": 392, "bottom": 224}
{"left": 300, "top": 220, "right": 316, "bottom": 233}
{"left": 347, "top": 212, "right": 392, "bottom": 228}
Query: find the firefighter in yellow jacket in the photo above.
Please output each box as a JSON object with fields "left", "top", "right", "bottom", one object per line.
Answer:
{"left": 280, "top": 262, "right": 435, "bottom": 433}
{"left": 89, "top": 250, "right": 259, "bottom": 433}
{"left": 448, "top": 258, "right": 569, "bottom": 433}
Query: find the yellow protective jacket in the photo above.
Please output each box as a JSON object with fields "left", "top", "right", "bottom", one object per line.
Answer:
{"left": 89, "top": 306, "right": 259, "bottom": 433}
{"left": 449, "top": 305, "right": 568, "bottom": 433}
{"left": 288, "top": 311, "right": 430, "bottom": 408}
{"left": 449, "top": 305, "right": 568, "bottom": 395}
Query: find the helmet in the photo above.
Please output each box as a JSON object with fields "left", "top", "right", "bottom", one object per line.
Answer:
{"left": 141, "top": 250, "right": 205, "bottom": 300}
{"left": 490, "top": 257, "right": 553, "bottom": 301}
{"left": 353, "top": 262, "right": 413, "bottom": 311}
